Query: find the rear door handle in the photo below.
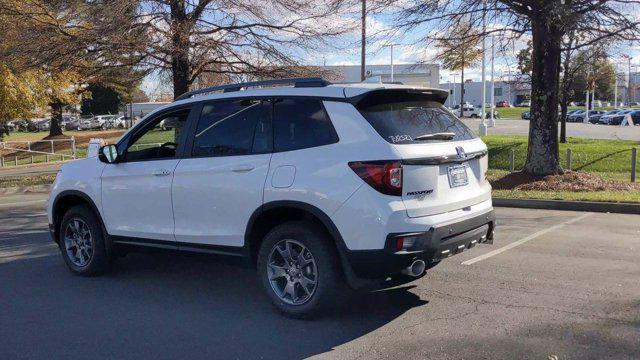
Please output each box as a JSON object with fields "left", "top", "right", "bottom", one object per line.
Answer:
{"left": 231, "top": 165, "right": 255, "bottom": 173}
{"left": 152, "top": 169, "right": 172, "bottom": 176}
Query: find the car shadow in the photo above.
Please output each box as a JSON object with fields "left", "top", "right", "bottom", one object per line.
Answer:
{"left": 0, "top": 241, "right": 428, "bottom": 359}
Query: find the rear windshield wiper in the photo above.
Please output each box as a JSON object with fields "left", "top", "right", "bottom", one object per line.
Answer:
{"left": 414, "top": 132, "right": 456, "bottom": 141}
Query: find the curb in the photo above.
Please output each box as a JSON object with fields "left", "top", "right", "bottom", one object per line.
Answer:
{"left": 0, "top": 184, "right": 51, "bottom": 195}
{"left": 493, "top": 198, "right": 640, "bottom": 215}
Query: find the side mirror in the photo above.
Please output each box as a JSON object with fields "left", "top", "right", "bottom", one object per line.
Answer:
{"left": 98, "top": 144, "right": 119, "bottom": 164}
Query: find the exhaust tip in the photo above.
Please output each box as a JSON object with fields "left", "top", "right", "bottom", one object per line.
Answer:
{"left": 401, "top": 259, "right": 426, "bottom": 277}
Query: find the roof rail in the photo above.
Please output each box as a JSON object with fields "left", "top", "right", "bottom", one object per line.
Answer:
{"left": 174, "top": 77, "right": 331, "bottom": 101}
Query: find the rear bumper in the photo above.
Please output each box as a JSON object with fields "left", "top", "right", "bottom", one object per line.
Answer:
{"left": 343, "top": 209, "right": 495, "bottom": 279}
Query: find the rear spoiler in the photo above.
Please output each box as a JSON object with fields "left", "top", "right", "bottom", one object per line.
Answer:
{"left": 349, "top": 88, "right": 450, "bottom": 109}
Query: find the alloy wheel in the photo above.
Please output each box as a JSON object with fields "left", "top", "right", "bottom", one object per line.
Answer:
{"left": 267, "top": 239, "right": 318, "bottom": 305}
{"left": 63, "top": 218, "right": 93, "bottom": 267}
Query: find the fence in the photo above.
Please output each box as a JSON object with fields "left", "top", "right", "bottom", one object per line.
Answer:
{"left": 0, "top": 138, "right": 76, "bottom": 167}
{"left": 497, "top": 147, "right": 638, "bottom": 182}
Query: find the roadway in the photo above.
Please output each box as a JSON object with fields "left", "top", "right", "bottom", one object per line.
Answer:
{"left": 1, "top": 193, "right": 639, "bottom": 359}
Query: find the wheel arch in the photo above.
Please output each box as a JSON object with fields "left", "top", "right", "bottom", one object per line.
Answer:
{"left": 245, "top": 201, "right": 347, "bottom": 266}
{"left": 51, "top": 190, "right": 104, "bottom": 245}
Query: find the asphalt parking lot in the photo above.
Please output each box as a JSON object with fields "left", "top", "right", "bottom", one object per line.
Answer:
{"left": 1, "top": 193, "right": 639, "bottom": 360}
{"left": 460, "top": 118, "right": 640, "bottom": 140}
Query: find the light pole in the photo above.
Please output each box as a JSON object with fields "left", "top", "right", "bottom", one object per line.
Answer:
{"left": 390, "top": 44, "right": 394, "bottom": 82}
{"left": 452, "top": 73, "right": 458, "bottom": 107}
{"left": 360, "top": 0, "right": 366, "bottom": 81}
{"left": 478, "top": 0, "right": 488, "bottom": 136}
{"left": 489, "top": 35, "right": 496, "bottom": 127}
{"left": 614, "top": 73, "right": 618, "bottom": 107}
{"left": 381, "top": 43, "right": 397, "bottom": 83}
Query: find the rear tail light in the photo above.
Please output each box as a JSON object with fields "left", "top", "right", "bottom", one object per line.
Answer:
{"left": 348, "top": 160, "right": 402, "bottom": 196}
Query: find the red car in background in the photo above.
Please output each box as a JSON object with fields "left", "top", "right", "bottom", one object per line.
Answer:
{"left": 496, "top": 101, "right": 511, "bottom": 108}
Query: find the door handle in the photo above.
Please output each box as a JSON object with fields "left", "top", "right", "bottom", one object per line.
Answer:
{"left": 231, "top": 165, "right": 255, "bottom": 173}
{"left": 152, "top": 169, "right": 172, "bottom": 176}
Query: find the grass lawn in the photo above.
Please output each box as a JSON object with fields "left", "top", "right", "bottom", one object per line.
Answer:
{"left": 482, "top": 135, "right": 639, "bottom": 181}
{"left": 492, "top": 189, "right": 640, "bottom": 203}
{"left": 0, "top": 174, "right": 57, "bottom": 188}
{"left": 495, "top": 107, "right": 528, "bottom": 119}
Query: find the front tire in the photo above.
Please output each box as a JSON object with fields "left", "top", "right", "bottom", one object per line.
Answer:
{"left": 59, "top": 204, "right": 110, "bottom": 276}
{"left": 257, "top": 221, "right": 343, "bottom": 318}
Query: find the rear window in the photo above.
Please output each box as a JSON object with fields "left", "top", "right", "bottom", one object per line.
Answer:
{"left": 358, "top": 100, "right": 477, "bottom": 144}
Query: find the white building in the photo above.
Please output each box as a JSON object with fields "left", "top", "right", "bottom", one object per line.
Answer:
{"left": 439, "top": 80, "right": 531, "bottom": 107}
{"left": 322, "top": 64, "right": 440, "bottom": 88}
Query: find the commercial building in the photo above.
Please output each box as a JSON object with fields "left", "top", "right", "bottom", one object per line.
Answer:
{"left": 322, "top": 64, "right": 440, "bottom": 88}
{"left": 439, "top": 80, "right": 531, "bottom": 107}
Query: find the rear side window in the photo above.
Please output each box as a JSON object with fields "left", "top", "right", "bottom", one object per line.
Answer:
{"left": 273, "top": 98, "right": 338, "bottom": 152}
{"left": 358, "top": 100, "right": 477, "bottom": 144}
{"left": 192, "top": 99, "right": 272, "bottom": 157}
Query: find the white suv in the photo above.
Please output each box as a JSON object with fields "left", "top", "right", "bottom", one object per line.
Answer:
{"left": 47, "top": 78, "right": 494, "bottom": 318}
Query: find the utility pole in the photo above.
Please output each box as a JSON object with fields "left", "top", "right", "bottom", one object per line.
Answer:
{"left": 479, "top": 0, "right": 488, "bottom": 136}
{"left": 614, "top": 73, "right": 618, "bottom": 107}
{"left": 360, "top": 0, "right": 366, "bottom": 82}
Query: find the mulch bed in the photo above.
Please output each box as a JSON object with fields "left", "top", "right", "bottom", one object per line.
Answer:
{"left": 491, "top": 171, "right": 640, "bottom": 192}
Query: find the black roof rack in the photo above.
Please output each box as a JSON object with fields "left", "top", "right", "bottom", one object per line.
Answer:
{"left": 174, "top": 77, "right": 331, "bottom": 101}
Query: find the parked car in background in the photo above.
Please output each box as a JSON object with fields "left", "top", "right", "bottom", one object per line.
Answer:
{"left": 495, "top": 101, "right": 511, "bottom": 108}
{"left": 590, "top": 110, "right": 619, "bottom": 124}
{"left": 600, "top": 110, "right": 634, "bottom": 125}
{"left": 450, "top": 104, "right": 480, "bottom": 118}
{"left": 67, "top": 116, "right": 91, "bottom": 130}
{"left": 629, "top": 110, "right": 640, "bottom": 125}
{"left": 78, "top": 115, "right": 118, "bottom": 130}
{"left": 33, "top": 119, "right": 50, "bottom": 131}
{"left": 568, "top": 110, "right": 605, "bottom": 123}
{"left": 516, "top": 100, "right": 530, "bottom": 107}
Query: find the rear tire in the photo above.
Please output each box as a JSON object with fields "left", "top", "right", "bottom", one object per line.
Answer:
{"left": 257, "top": 221, "right": 344, "bottom": 319}
{"left": 59, "top": 204, "right": 110, "bottom": 276}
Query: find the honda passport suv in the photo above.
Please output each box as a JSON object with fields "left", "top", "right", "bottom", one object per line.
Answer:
{"left": 47, "top": 78, "right": 495, "bottom": 318}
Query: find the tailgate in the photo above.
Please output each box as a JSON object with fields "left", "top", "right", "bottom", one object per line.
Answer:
{"left": 401, "top": 146, "right": 491, "bottom": 217}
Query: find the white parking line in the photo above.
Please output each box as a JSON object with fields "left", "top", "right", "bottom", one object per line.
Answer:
{"left": 461, "top": 212, "right": 594, "bottom": 266}
{"left": 0, "top": 199, "right": 47, "bottom": 207}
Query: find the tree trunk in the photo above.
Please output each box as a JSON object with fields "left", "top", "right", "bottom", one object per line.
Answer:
{"left": 459, "top": 64, "right": 465, "bottom": 118}
{"left": 49, "top": 101, "right": 64, "bottom": 137}
{"left": 523, "top": 19, "right": 563, "bottom": 176}
{"left": 170, "top": 1, "right": 191, "bottom": 99}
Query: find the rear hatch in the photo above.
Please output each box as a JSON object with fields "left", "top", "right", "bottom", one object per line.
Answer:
{"left": 355, "top": 89, "right": 491, "bottom": 218}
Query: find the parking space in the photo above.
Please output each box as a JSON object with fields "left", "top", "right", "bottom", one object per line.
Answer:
{"left": 1, "top": 194, "right": 638, "bottom": 359}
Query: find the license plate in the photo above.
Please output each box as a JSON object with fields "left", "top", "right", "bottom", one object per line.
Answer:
{"left": 447, "top": 164, "right": 468, "bottom": 188}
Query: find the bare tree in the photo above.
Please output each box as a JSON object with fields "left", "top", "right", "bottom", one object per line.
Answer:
{"left": 129, "top": 0, "right": 352, "bottom": 99}
{"left": 434, "top": 20, "right": 482, "bottom": 117}
{"left": 388, "top": 0, "right": 640, "bottom": 175}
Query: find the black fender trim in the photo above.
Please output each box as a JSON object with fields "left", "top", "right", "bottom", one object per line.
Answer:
{"left": 245, "top": 200, "right": 348, "bottom": 251}
{"left": 51, "top": 190, "right": 113, "bottom": 257}
{"left": 245, "top": 200, "right": 367, "bottom": 288}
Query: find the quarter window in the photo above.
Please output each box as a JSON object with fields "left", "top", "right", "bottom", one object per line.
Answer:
{"left": 192, "top": 99, "right": 272, "bottom": 157}
{"left": 273, "top": 98, "right": 338, "bottom": 152}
